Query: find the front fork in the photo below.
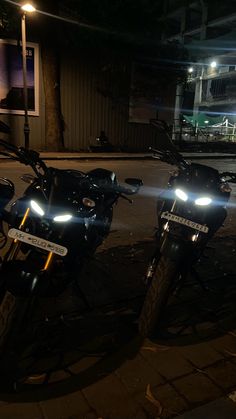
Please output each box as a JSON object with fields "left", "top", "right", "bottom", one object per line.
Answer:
{"left": 5, "top": 207, "right": 54, "bottom": 272}
{"left": 145, "top": 200, "right": 178, "bottom": 286}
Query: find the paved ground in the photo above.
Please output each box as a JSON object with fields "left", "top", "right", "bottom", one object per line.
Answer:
{"left": 0, "top": 158, "right": 235, "bottom": 418}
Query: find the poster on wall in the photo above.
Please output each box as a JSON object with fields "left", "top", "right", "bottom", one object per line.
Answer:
{"left": 0, "top": 39, "right": 39, "bottom": 116}
{"left": 129, "top": 62, "right": 162, "bottom": 123}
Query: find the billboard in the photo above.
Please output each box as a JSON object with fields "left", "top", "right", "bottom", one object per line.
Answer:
{"left": 0, "top": 39, "right": 39, "bottom": 116}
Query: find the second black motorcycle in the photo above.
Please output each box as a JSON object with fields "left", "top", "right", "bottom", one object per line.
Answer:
{"left": 139, "top": 121, "right": 236, "bottom": 337}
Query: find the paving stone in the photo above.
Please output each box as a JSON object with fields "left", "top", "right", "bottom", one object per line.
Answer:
{"left": 173, "top": 372, "right": 223, "bottom": 405}
{"left": 141, "top": 347, "right": 194, "bottom": 380}
{"left": 205, "top": 359, "right": 236, "bottom": 391}
{"left": 209, "top": 334, "right": 236, "bottom": 356}
{"left": 48, "top": 369, "right": 71, "bottom": 384}
{"left": 40, "top": 391, "right": 91, "bottom": 419}
{"left": 115, "top": 353, "right": 163, "bottom": 394}
{"left": 60, "top": 413, "right": 97, "bottom": 419}
{"left": 68, "top": 357, "right": 100, "bottom": 375}
{"left": 136, "top": 383, "right": 188, "bottom": 418}
{"left": 0, "top": 402, "right": 43, "bottom": 419}
{"left": 177, "top": 342, "right": 224, "bottom": 369}
{"left": 178, "top": 397, "right": 236, "bottom": 419}
{"left": 82, "top": 373, "right": 147, "bottom": 419}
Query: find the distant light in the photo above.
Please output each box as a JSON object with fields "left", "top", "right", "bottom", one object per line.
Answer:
{"left": 204, "top": 120, "right": 209, "bottom": 124}
{"left": 188, "top": 67, "right": 194, "bottom": 73}
{"left": 210, "top": 61, "right": 217, "bottom": 68}
{"left": 21, "top": 3, "right": 36, "bottom": 12}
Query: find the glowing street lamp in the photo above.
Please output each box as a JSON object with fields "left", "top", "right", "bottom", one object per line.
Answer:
{"left": 21, "top": 3, "right": 36, "bottom": 149}
{"left": 21, "top": 3, "right": 36, "bottom": 12}
{"left": 210, "top": 61, "right": 217, "bottom": 69}
{"left": 188, "top": 67, "right": 194, "bottom": 74}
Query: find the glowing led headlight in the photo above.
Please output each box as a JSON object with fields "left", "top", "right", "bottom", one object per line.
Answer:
{"left": 175, "top": 188, "right": 188, "bottom": 202}
{"left": 30, "top": 200, "right": 45, "bottom": 216}
{"left": 195, "top": 197, "right": 212, "bottom": 206}
{"left": 53, "top": 214, "right": 72, "bottom": 222}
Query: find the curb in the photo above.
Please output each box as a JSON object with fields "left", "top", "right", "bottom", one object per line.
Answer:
{"left": 42, "top": 155, "right": 236, "bottom": 161}
{"left": 0, "top": 154, "right": 236, "bottom": 162}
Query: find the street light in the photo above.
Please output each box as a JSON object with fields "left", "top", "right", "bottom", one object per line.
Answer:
{"left": 210, "top": 61, "right": 217, "bottom": 69}
{"left": 21, "top": 3, "right": 36, "bottom": 149}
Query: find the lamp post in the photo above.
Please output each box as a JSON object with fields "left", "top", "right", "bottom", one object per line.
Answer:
{"left": 21, "top": 3, "right": 35, "bottom": 149}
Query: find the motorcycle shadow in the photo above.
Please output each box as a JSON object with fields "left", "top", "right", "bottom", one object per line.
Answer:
{"left": 154, "top": 235, "right": 236, "bottom": 346}
{"left": 0, "top": 236, "right": 235, "bottom": 399}
{"left": 0, "top": 240, "right": 150, "bottom": 400}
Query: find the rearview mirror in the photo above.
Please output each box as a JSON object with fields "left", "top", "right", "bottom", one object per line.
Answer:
{"left": 125, "top": 178, "right": 143, "bottom": 188}
{"left": 20, "top": 174, "right": 35, "bottom": 184}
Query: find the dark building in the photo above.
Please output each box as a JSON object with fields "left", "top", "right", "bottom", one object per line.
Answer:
{"left": 158, "top": 0, "right": 236, "bottom": 141}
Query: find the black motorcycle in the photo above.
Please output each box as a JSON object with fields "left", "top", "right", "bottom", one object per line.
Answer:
{"left": 139, "top": 121, "right": 236, "bottom": 337}
{"left": 0, "top": 122, "right": 142, "bottom": 379}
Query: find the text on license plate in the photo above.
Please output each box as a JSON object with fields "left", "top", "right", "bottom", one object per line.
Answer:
{"left": 8, "top": 228, "right": 68, "bottom": 256}
{"left": 161, "top": 212, "right": 209, "bottom": 233}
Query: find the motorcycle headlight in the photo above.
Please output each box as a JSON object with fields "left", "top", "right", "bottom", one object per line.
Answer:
{"left": 30, "top": 200, "right": 45, "bottom": 216}
{"left": 195, "top": 197, "right": 212, "bottom": 206}
{"left": 175, "top": 188, "right": 188, "bottom": 202}
{"left": 53, "top": 214, "right": 72, "bottom": 222}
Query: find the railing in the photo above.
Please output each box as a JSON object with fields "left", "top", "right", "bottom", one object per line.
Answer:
{"left": 173, "top": 122, "right": 236, "bottom": 142}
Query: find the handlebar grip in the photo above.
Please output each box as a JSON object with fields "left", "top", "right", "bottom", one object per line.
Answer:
{"left": 115, "top": 185, "right": 138, "bottom": 195}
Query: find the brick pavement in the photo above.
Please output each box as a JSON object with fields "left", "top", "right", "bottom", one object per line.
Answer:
{"left": 1, "top": 332, "right": 236, "bottom": 418}
{"left": 0, "top": 238, "right": 236, "bottom": 418}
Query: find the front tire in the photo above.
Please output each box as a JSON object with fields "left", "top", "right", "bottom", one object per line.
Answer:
{"left": 0, "top": 291, "right": 31, "bottom": 385}
{"left": 139, "top": 256, "right": 179, "bottom": 338}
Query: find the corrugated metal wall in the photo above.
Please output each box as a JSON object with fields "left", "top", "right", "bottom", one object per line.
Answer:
{"left": 1, "top": 47, "right": 174, "bottom": 152}
{"left": 61, "top": 52, "right": 172, "bottom": 151}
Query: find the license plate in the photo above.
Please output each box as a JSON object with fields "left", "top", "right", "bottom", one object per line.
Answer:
{"left": 161, "top": 212, "right": 209, "bottom": 233}
{"left": 8, "top": 228, "right": 68, "bottom": 256}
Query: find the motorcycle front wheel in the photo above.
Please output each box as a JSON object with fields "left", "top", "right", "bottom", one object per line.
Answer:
{"left": 138, "top": 255, "right": 180, "bottom": 338}
{"left": 0, "top": 290, "right": 33, "bottom": 387}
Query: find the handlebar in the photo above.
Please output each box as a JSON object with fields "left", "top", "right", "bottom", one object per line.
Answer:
{"left": 0, "top": 139, "right": 141, "bottom": 196}
{"left": 150, "top": 146, "right": 189, "bottom": 169}
{"left": 149, "top": 119, "right": 191, "bottom": 169}
{"left": 0, "top": 139, "right": 47, "bottom": 176}
{"left": 115, "top": 184, "right": 139, "bottom": 195}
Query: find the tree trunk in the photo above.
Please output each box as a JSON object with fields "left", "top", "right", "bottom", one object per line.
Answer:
{"left": 41, "top": 45, "right": 64, "bottom": 151}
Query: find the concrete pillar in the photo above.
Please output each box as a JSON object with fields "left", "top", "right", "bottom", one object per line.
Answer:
{"left": 173, "top": 83, "right": 184, "bottom": 140}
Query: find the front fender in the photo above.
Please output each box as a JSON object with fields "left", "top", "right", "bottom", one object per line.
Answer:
{"left": 160, "top": 234, "right": 191, "bottom": 262}
{"left": 1, "top": 261, "right": 49, "bottom": 297}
